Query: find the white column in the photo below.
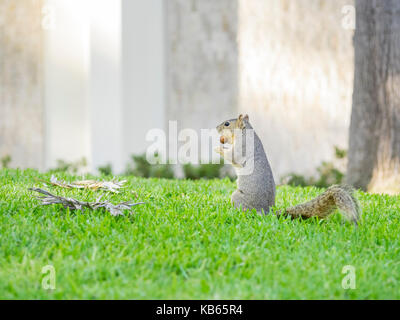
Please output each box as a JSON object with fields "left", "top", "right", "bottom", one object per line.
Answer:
{"left": 43, "top": 0, "right": 91, "bottom": 170}
{"left": 89, "top": 0, "right": 124, "bottom": 173}
{"left": 88, "top": 0, "right": 167, "bottom": 173}
{"left": 44, "top": 0, "right": 166, "bottom": 173}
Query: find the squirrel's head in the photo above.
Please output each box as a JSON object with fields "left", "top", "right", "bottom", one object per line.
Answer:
{"left": 216, "top": 114, "right": 249, "bottom": 144}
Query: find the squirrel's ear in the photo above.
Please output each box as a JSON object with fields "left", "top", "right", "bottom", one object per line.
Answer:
{"left": 243, "top": 114, "right": 249, "bottom": 121}
{"left": 237, "top": 114, "right": 246, "bottom": 129}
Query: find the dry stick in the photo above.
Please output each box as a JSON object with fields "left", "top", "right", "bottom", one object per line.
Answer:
{"left": 29, "top": 188, "right": 145, "bottom": 216}
{"left": 34, "top": 175, "right": 127, "bottom": 193}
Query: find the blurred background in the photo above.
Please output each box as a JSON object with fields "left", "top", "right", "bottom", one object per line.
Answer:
{"left": 1, "top": 0, "right": 397, "bottom": 193}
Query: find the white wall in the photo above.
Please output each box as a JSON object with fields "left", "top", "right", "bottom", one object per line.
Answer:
{"left": 0, "top": 0, "right": 45, "bottom": 170}
{"left": 239, "top": 0, "right": 354, "bottom": 180}
{"left": 166, "top": 0, "right": 238, "bottom": 133}
{"left": 122, "top": 0, "right": 166, "bottom": 164}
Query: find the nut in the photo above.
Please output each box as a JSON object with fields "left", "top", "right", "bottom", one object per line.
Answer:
{"left": 220, "top": 136, "right": 227, "bottom": 144}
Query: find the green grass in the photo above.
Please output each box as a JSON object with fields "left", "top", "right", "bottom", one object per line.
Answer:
{"left": 0, "top": 169, "right": 399, "bottom": 299}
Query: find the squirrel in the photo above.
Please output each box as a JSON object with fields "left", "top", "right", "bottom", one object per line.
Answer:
{"left": 215, "top": 114, "right": 361, "bottom": 225}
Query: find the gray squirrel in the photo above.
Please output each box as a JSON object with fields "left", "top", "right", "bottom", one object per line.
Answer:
{"left": 215, "top": 114, "right": 360, "bottom": 224}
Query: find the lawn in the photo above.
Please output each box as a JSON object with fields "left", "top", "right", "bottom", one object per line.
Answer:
{"left": 0, "top": 168, "right": 399, "bottom": 299}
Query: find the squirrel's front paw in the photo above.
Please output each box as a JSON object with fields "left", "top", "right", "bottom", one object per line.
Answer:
{"left": 214, "top": 146, "right": 224, "bottom": 156}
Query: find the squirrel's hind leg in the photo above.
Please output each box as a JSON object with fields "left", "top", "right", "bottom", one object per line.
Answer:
{"left": 231, "top": 190, "right": 267, "bottom": 215}
{"left": 231, "top": 190, "right": 248, "bottom": 210}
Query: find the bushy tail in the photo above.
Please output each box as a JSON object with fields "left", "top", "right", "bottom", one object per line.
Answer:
{"left": 283, "top": 185, "right": 361, "bottom": 225}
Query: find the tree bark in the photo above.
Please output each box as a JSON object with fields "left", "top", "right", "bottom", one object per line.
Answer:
{"left": 347, "top": 0, "right": 400, "bottom": 194}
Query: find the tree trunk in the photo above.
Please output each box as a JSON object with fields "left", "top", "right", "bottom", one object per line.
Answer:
{"left": 347, "top": 0, "right": 400, "bottom": 194}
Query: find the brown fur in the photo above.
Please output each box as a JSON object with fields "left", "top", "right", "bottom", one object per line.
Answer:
{"left": 280, "top": 185, "right": 360, "bottom": 225}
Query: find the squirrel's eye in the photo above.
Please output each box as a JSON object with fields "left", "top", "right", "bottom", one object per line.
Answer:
{"left": 224, "top": 122, "right": 230, "bottom": 127}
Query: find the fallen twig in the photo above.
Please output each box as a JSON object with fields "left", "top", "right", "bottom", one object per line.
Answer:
{"left": 36, "top": 175, "right": 127, "bottom": 193}
{"left": 29, "top": 188, "right": 145, "bottom": 216}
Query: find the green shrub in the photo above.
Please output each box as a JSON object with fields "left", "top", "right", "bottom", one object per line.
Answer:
{"left": 1, "top": 155, "right": 11, "bottom": 169}
{"left": 125, "top": 154, "right": 234, "bottom": 180}
{"left": 125, "top": 154, "right": 174, "bottom": 179}
{"left": 314, "top": 161, "right": 345, "bottom": 188}
{"left": 282, "top": 146, "right": 346, "bottom": 188}
{"left": 98, "top": 163, "right": 113, "bottom": 176}
{"left": 48, "top": 158, "right": 87, "bottom": 175}
{"left": 183, "top": 163, "right": 224, "bottom": 180}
